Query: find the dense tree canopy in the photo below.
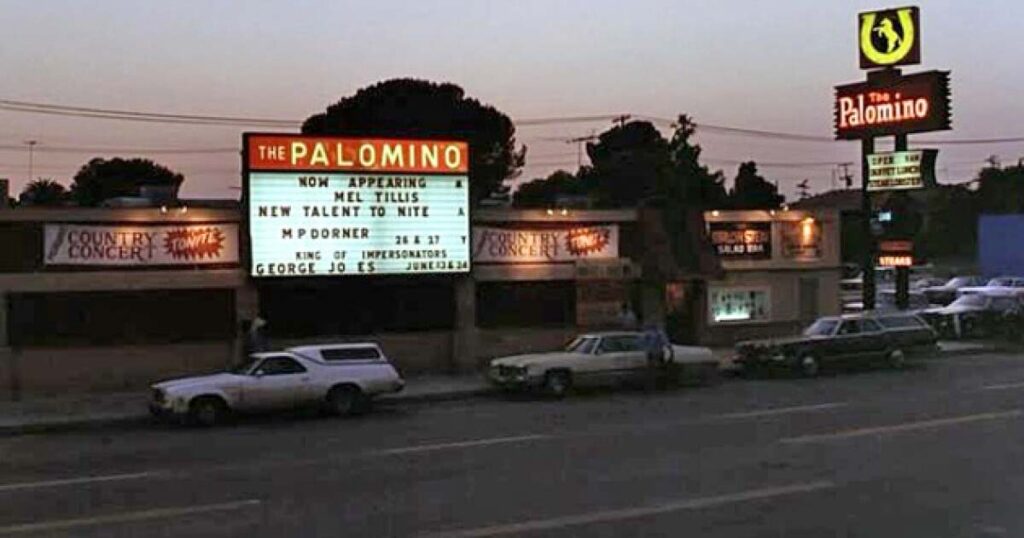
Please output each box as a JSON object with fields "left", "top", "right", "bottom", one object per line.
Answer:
{"left": 70, "top": 158, "right": 183, "bottom": 206}
{"left": 729, "top": 161, "right": 784, "bottom": 209}
{"left": 19, "top": 178, "right": 67, "bottom": 206}
{"left": 302, "top": 78, "right": 525, "bottom": 205}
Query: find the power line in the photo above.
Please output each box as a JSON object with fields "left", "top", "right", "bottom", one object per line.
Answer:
{"left": 0, "top": 143, "right": 238, "bottom": 154}
{"left": 6, "top": 97, "right": 1024, "bottom": 149}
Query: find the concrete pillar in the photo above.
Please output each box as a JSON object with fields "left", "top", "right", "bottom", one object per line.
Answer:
{"left": 234, "top": 282, "right": 260, "bottom": 365}
{"left": 451, "top": 275, "right": 478, "bottom": 372}
{"left": 0, "top": 292, "right": 14, "bottom": 400}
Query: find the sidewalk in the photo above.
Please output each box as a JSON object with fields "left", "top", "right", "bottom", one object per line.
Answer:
{"left": 0, "top": 374, "right": 493, "bottom": 436}
{"left": 0, "top": 342, "right": 1013, "bottom": 436}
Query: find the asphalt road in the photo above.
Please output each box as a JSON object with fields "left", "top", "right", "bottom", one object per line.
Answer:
{"left": 3, "top": 351, "right": 1024, "bottom": 537}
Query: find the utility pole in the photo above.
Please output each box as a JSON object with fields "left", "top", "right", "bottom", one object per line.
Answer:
{"left": 566, "top": 131, "right": 597, "bottom": 168}
{"left": 839, "top": 162, "right": 854, "bottom": 189}
{"left": 613, "top": 114, "right": 631, "bottom": 128}
{"left": 25, "top": 140, "right": 38, "bottom": 183}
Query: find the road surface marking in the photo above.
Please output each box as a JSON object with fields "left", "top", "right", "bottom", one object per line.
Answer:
{"left": 419, "top": 481, "right": 834, "bottom": 537}
{"left": 0, "top": 499, "right": 261, "bottom": 535}
{"left": 0, "top": 471, "right": 159, "bottom": 493}
{"left": 780, "top": 409, "right": 1023, "bottom": 444}
{"left": 980, "top": 382, "right": 1024, "bottom": 391}
{"left": 712, "top": 402, "right": 848, "bottom": 420}
{"left": 376, "top": 434, "right": 549, "bottom": 456}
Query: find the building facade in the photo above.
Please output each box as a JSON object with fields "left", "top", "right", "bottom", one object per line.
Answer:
{"left": 698, "top": 209, "right": 842, "bottom": 345}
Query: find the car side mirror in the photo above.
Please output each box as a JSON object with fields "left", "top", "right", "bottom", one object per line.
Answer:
{"left": 253, "top": 370, "right": 265, "bottom": 378}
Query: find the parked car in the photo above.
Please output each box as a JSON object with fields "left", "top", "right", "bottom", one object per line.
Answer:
{"left": 922, "top": 275, "right": 986, "bottom": 306}
{"left": 734, "top": 312, "right": 938, "bottom": 377}
{"left": 150, "top": 343, "right": 405, "bottom": 426}
{"left": 874, "top": 289, "right": 931, "bottom": 312}
{"left": 488, "top": 331, "right": 717, "bottom": 397}
{"left": 912, "top": 276, "right": 948, "bottom": 290}
{"left": 956, "top": 276, "right": 1024, "bottom": 298}
{"left": 919, "top": 293, "right": 1024, "bottom": 339}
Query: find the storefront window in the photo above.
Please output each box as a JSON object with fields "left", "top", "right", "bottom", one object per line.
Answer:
{"left": 709, "top": 288, "right": 770, "bottom": 323}
{"left": 476, "top": 281, "right": 575, "bottom": 328}
{"left": 8, "top": 289, "right": 236, "bottom": 347}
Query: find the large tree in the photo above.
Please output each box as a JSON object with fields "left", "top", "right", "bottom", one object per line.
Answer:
{"left": 19, "top": 178, "right": 68, "bottom": 206}
{"left": 513, "top": 170, "right": 582, "bottom": 208}
{"left": 975, "top": 162, "right": 1024, "bottom": 214}
{"left": 302, "top": 78, "right": 525, "bottom": 206}
{"left": 70, "top": 157, "right": 184, "bottom": 206}
{"left": 728, "top": 161, "right": 784, "bottom": 209}
{"left": 668, "top": 115, "right": 729, "bottom": 209}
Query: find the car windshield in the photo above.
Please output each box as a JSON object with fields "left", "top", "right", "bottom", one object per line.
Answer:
{"left": 230, "top": 357, "right": 260, "bottom": 375}
{"left": 804, "top": 319, "right": 839, "bottom": 336}
{"left": 951, "top": 294, "right": 987, "bottom": 308}
{"left": 947, "top": 276, "right": 975, "bottom": 287}
{"left": 565, "top": 337, "right": 599, "bottom": 354}
{"left": 988, "top": 278, "right": 1012, "bottom": 287}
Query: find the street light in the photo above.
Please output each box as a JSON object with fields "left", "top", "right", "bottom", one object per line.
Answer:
{"left": 24, "top": 140, "right": 38, "bottom": 182}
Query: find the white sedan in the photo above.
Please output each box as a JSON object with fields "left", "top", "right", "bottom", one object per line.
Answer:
{"left": 150, "top": 343, "right": 404, "bottom": 426}
{"left": 488, "top": 331, "right": 717, "bottom": 397}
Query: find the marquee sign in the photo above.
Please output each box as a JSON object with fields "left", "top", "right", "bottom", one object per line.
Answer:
{"left": 709, "top": 221, "right": 772, "bottom": 260}
{"left": 834, "top": 70, "right": 950, "bottom": 140}
{"left": 859, "top": 6, "right": 920, "bottom": 69}
{"left": 867, "top": 149, "right": 937, "bottom": 191}
{"left": 471, "top": 225, "right": 618, "bottom": 263}
{"left": 44, "top": 223, "right": 240, "bottom": 266}
{"left": 244, "top": 134, "right": 470, "bottom": 277}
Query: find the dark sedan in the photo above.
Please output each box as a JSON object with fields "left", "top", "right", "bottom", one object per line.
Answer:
{"left": 735, "top": 312, "right": 938, "bottom": 377}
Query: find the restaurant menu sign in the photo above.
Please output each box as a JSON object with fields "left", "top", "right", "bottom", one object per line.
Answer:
{"left": 44, "top": 223, "right": 240, "bottom": 266}
{"left": 834, "top": 70, "right": 951, "bottom": 140}
{"left": 709, "top": 221, "right": 772, "bottom": 260}
{"left": 867, "top": 149, "right": 937, "bottom": 191}
{"left": 472, "top": 226, "right": 618, "bottom": 263}
{"left": 244, "top": 134, "right": 470, "bottom": 277}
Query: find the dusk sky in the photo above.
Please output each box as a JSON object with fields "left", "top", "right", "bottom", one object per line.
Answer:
{"left": 2, "top": 0, "right": 1022, "bottom": 200}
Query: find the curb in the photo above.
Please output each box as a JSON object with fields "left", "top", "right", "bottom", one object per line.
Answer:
{"left": 0, "top": 415, "right": 151, "bottom": 437}
{"left": 0, "top": 386, "right": 498, "bottom": 437}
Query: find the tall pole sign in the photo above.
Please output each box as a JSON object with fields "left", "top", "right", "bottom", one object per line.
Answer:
{"left": 836, "top": 6, "right": 951, "bottom": 311}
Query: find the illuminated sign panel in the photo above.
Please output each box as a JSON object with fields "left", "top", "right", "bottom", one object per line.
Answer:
{"left": 877, "top": 239, "right": 914, "bottom": 267}
{"left": 878, "top": 254, "right": 913, "bottom": 267}
{"left": 709, "top": 221, "right": 772, "bottom": 260}
{"left": 859, "top": 6, "right": 920, "bottom": 69}
{"left": 44, "top": 223, "right": 240, "bottom": 267}
{"left": 244, "top": 134, "right": 470, "bottom": 277}
{"left": 471, "top": 226, "right": 618, "bottom": 263}
{"left": 867, "top": 150, "right": 937, "bottom": 191}
{"left": 834, "top": 70, "right": 951, "bottom": 139}
{"left": 781, "top": 218, "right": 822, "bottom": 261}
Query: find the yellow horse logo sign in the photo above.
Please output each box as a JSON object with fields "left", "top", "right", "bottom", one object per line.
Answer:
{"left": 859, "top": 6, "right": 920, "bottom": 69}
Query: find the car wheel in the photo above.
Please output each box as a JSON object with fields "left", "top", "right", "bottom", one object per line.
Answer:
{"left": 796, "top": 355, "right": 820, "bottom": 378}
{"left": 327, "top": 385, "right": 364, "bottom": 417}
{"left": 542, "top": 370, "right": 571, "bottom": 398}
{"left": 189, "top": 396, "right": 228, "bottom": 427}
{"left": 887, "top": 349, "right": 906, "bottom": 369}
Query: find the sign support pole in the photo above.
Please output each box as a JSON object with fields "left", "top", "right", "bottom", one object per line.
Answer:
{"left": 861, "top": 136, "right": 876, "bottom": 311}
{"left": 893, "top": 134, "right": 911, "bottom": 309}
